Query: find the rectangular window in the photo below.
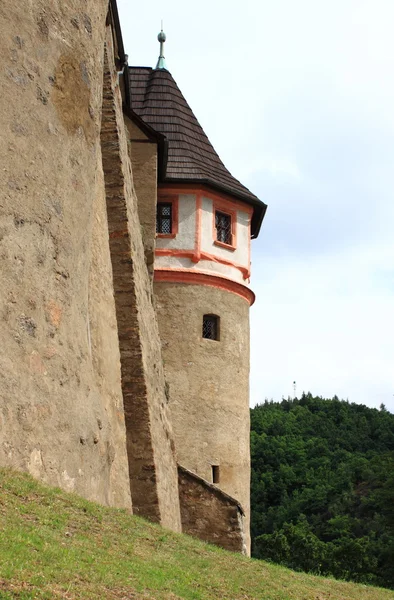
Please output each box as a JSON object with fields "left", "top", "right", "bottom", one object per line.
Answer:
{"left": 202, "top": 314, "right": 219, "bottom": 341}
{"left": 215, "top": 210, "right": 232, "bottom": 245}
{"left": 156, "top": 202, "right": 172, "bottom": 234}
{"left": 212, "top": 465, "right": 220, "bottom": 484}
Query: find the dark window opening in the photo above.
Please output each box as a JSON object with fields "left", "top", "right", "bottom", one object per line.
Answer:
{"left": 212, "top": 465, "right": 220, "bottom": 484}
{"left": 215, "top": 210, "right": 232, "bottom": 245}
{"left": 202, "top": 314, "right": 220, "bottom": 341}
{"left": 156, "top": 202, "right": 172, "bottom": 234}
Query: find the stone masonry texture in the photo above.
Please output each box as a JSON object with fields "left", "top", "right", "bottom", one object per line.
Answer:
{"left": 0, "top": 0, "right": 182, "bottom": 532}
{"left": 178, "top": 465, "right": 246, "bottom": 554}
{"left": 154, "top": 281, "right": 252, "bottom": 552}
{"left": 125, "top": 117, "right": 158, "bottom": 279}
{"left": 0, "top": 0, "right": 131, "bottom": 507}
{"left": 100, "top": 31, "right": 181, "bottom": 531}
{"left": 0, "top": 0, "right": 249, "bottom": 549}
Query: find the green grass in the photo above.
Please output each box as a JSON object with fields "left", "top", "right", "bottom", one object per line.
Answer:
{"left": 0, "top": 469, "right": 392, "bottom": 599}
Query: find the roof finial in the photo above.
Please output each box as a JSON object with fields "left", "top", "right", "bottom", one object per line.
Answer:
{"left": 156, "top": 22, "right": 167, "bottom": 70}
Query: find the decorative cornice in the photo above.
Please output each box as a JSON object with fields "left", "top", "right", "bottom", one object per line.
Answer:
{"left": 154, "top": 268, "right": 255, "bottom": 305}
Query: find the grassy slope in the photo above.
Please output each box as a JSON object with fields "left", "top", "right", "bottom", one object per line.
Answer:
{"left": 0, "top": 470, "right": 392, "bottom": 600}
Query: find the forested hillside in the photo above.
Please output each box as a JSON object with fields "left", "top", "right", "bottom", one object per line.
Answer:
{"left": 250, "top": 394, "right": 394, "bottom": 589}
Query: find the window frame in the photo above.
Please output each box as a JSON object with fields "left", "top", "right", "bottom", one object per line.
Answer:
{"left": 202, "top": 314, "right": 220, "bottom": 341}
{"left": 156, "top": 196, "right": 178, "bottom": 238}
{"left": 213, "top": 202, "right": 237, "bottom": 250}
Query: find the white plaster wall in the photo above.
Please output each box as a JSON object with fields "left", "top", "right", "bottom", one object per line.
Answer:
{"left": 200, "top": 197, "right": 249, "bottom": 268}
{"left": 156, "top": 194, "right": 196, "bottom": 250}
{"left": 154, "top": 255, "right": 246, "bottom": 284}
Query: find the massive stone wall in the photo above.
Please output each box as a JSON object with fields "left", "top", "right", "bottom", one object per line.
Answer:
{"left": 0, "top": 0, "right": 182, "bottom": 533}
{"left": 0, "top": 0, "right": 248, "bottom": 548}
{"left": 100, "top": 32, "right": 181, "bottom": 531}
{"left": 0, "top": 0, "right": 131, "bottom": 507}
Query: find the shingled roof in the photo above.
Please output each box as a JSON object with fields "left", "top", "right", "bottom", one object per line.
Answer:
{"left": 128, "top": 67, "right": 266, "bottom": 237}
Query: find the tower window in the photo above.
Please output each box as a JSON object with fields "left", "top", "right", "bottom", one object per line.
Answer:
{"left": 156, "top": 202, "right": 172, "bottom": 234}
{"left": 215, "top": 210, "right": 232, "bottom": 245}
{"left": 202, "top": 314, "right": 220, "bottom": 341}
{"left": 212, "top": 465, "right": 220, "bottom": 484}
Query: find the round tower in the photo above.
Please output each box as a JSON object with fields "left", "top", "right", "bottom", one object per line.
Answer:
{"left": 154, "top": 187, "right": 256, "bottom": 547}
{"left": 129, "top": 32, "right": 266, "bottom": 554}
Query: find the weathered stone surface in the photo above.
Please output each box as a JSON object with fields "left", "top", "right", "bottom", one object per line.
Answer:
{"left": 155, "top": 282, "right": 251, "bottom": 552}
{"left": 178, "top": 465, "right": 246, "bottom": 554}
{"left": 0, "top": 1, "right": 182, "bottom": 528}
{"left": 0, "top": 0, "right": 249, "bottom": 548}
{"left": 0, "top": 0, "right": 131, "bottom": 508}
{"left": 100, "top": 31, "right": 181, "bottom": 532}
{"left": 125, "top": 117, "right": 158, "bottom": 279}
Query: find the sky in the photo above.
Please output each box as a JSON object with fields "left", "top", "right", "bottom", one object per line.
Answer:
{"left": 117, "top": 0, "right": 394, "bottom": 412}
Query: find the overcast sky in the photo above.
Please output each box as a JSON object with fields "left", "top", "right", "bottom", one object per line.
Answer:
{"left": 117, "top": 0, "right": 394, "bottom": 412}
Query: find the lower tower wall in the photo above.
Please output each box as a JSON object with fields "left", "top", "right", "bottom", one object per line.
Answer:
{"left": 178, "top": 465, "right": 246, "bottom": 554}
{"left": 154, "top": 281, "right": 251, "bottom": 552}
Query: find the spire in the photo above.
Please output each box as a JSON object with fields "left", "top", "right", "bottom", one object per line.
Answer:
{"left": 155, "top": 24, "right": 167, "bottom": 70}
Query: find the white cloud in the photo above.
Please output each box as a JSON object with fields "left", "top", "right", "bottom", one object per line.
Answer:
{"left": 251, "top": 242, "right": 394, "bottom": 411}
{"left": 238, "top": 156, "right": 302, "bottom": 183}
{"left": 117, "top": 0, "right": 394, "bottom": 413}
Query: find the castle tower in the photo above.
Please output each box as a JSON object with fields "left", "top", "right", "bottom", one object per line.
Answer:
{"left": 129, "top": 32, "right": 266, "bottom": 553}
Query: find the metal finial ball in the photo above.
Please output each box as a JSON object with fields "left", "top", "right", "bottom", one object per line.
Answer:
{"left": 158, "top": 31, "right": 166, "bottom": 43}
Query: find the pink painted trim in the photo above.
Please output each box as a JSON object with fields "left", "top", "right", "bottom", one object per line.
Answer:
{"left": 155, "top": 248, "right": 250, "bottom": 279}
{"left": 156, "top": 249, "right": 196, "bottom": 260}
{"left": 247, "top": 212, "right": 251, "bottom": 283}
{"left": 159, "top": 184, "right": 254, "bottom": 216}
{"left": 193, "top": 193, "right": 202, "bottom": 263}
{"left": 214, "top": 240, "right": 236, "bottom": 252}
{"left": 154, "top": 268, "right": 255, "bottom": 305}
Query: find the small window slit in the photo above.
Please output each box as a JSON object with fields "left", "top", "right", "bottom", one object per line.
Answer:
{"left": 212, "top": 465, "right": 220, "bottom": 484}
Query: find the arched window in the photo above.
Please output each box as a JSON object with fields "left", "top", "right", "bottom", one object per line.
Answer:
{"left": 202, "top": 314, "right": 220, "bottom": 341}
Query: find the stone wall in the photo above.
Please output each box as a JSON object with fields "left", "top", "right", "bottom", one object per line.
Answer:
{"left": 154, "top": 281, "right": 251, "bottom": 552}
{"left": 125, "top": 117, "right": 158, "bottom": 278}
{"left": 178, "top": 466, "right": 246, "bottom": 554}
{"left": 100, "top": 30, "right": 181, "bottom": 531}
{"left": 0, "top": 0, "right": 182, "bottom": 532}
{"left": 0, "top": 0, "right": 131, "bottom": 507}
{"left": 0, "top": 0, "right": 249, "bottom": 547}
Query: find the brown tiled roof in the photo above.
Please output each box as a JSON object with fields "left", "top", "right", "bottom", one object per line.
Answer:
{"left": 128, "top": 67, "right": 266, "bottom": 237}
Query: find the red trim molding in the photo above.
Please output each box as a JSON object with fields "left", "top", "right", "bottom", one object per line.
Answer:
{"left": 154, "top": 268, "right": 255, "bottom": 305}
{"left": 193, "top": 193, "right": 202, "bottom": 263}
{"left": 159, "top": 183, "right": 254, "bottom": 216}
{"left": 155, "top": 248, "right": 250, "bottom": 279}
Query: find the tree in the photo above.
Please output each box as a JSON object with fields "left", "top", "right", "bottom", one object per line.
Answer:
{"left": 250, "top": 395, "right": 394, "bottom": 589}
